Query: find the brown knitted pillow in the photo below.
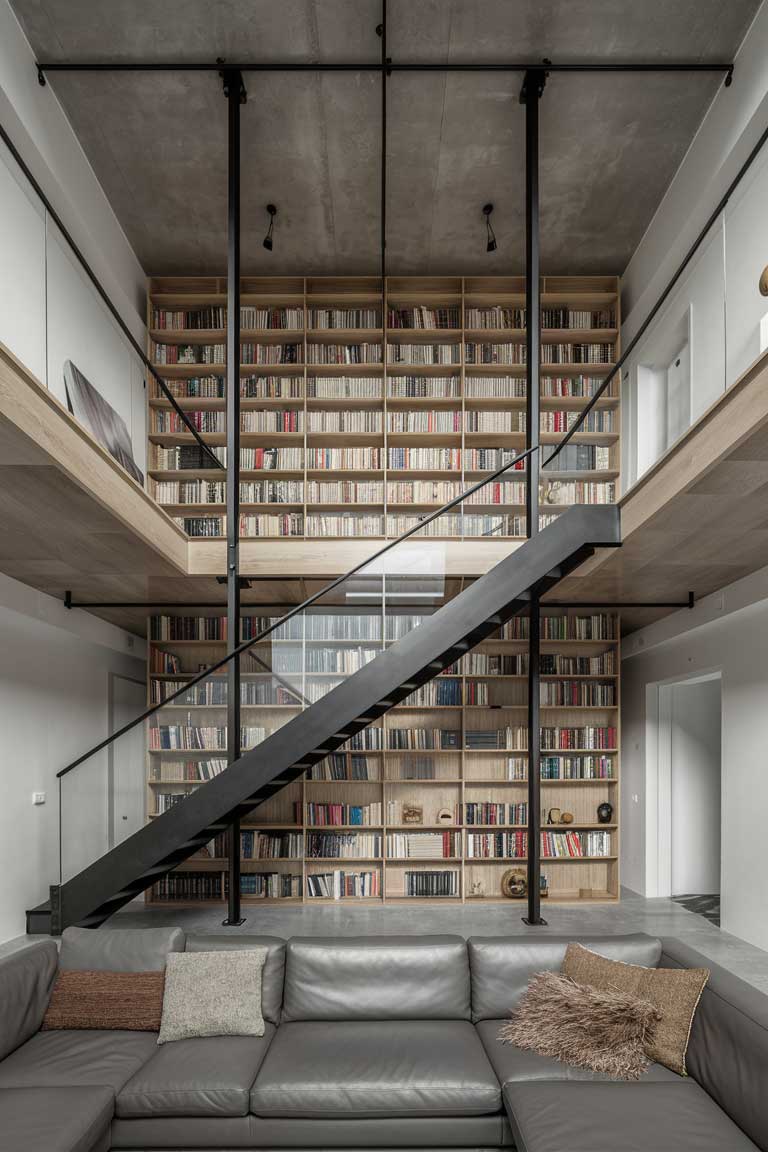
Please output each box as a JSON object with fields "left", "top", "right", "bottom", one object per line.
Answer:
{"left": 498, "top": 970, "right": 660, "bottom": 1080}
{"left": 42, "top": 970, "right": 165, "bottom": 1031}
{"left": 562, "top": 942, "right": 709, "bottom": 1075}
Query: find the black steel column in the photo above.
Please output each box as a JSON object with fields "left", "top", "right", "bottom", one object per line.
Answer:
{"left": 521, "top": 67, "right": 547, "bottom": 926}
{"left": 222, "top": 67, "right": 246, "bottom": 925}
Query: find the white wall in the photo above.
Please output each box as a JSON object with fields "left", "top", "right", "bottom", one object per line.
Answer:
{"left": 622, "top": 568, "right": 768, "bottom": 952}
{"left": 0, "top": 0, "right": 148, "bottom": 474}
{"left": 620, "top": 2, "right": 768, "bottom": 489}
{"left": 0, "top": 574, "right": 145, "bottom": 943}
{"left": 669, "top": 679, "right": 721, "bottom": 896}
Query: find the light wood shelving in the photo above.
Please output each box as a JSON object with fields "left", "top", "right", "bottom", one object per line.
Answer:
{"left": 144, "top": 606, "right": 620, "bottom": 906}
{"left": 146, "top": 275, "right": 620, "bottom": 542}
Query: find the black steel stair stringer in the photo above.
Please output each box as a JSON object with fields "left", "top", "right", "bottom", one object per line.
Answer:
{"left": 27, "top": 505, "right": 620, "bottom": 931}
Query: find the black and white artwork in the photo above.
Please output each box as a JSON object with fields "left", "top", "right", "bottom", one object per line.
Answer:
{"left": 63, "top": 359, "right": 144, "bottom": 485}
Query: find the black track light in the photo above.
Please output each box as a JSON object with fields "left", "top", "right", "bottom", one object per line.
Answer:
{"left": 263, "top": 204, "right": 277, "bottom": 251}
{"left": 483, "top": 203, "right": 497, "bottom": 253}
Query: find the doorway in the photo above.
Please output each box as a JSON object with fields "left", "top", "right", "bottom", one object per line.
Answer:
{"left": 108, "top": 673, "right": 147, "bottom": 849}
{"left": 647, "top": 672, "right": 722, "bottom": 923}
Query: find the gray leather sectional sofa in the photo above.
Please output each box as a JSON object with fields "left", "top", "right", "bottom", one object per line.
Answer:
{"left": 0, "top": 928, "right": 765, "bottom": 1152}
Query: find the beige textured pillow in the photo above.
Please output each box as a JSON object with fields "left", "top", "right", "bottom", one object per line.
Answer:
{"left": 157, "top": 949, "right": 267, "bottom": 1044}
{"left": 499, "top": 970, "right": 660, "bottom": 1080}
{"left": 562, "top": 942, "right": 709, "bottom": 1075}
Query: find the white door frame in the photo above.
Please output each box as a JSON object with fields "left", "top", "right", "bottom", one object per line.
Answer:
{"left": 645, "top": 669, "right": 722, "bottom": 899}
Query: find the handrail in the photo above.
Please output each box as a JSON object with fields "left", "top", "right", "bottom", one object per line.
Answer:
{"left": 56, "top": 442, "right": 540, "bottom": 777}
{"left": 54, "top": 115, "right": 768, "bottom": 782}
{"left": 0, "top": 121, "right": 225, "bottom": 473}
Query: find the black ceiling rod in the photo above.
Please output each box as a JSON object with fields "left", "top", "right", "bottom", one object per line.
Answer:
{"left": 35, "top": 61, "right": 735, "bottom": 80}
{"left": 220, "top": 63, "right": 247, "bottom": 927}
{"left": 521, "top": 64, "right": 548, "bottom": 929}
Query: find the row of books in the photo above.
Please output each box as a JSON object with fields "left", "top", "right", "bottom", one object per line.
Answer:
{"left": 540, "top": 652, "right": 616, "bottom": 674}
{"left": 153, "top": 343, "right": 225, "bottom": 365}
{"left": 540, "top": 727, "right": 617, "bottom": 750}
{"left": 543, "top": 482, "right": 616, "bottom": 505}
{"left": 465, "top": 802, "right": 527, "bottom": 825}
{"left": 306, "top": 411, "right": 382, "bottom": 432}
{"left": 300, "top": 802, "right": 383, "bottom": 826}
{"left": 466, "top": 727, "right": 528, "bottom": 750}
{"left": 149, "top": 759, "right": 226, "bottom": 782}
{"left": 151, "top": 307, "right": 304, "bottom": 330}
{"left": 388, "top": 306, "right": 460, "bottom": 329}
{"left": 540, "top": 755, "right": 614, "bottom": 779}
{"left": 306, "top": 832, "right": 382, "bottom": 858}
{"left": 385, "top": 832, "right": 460, "bottom": 859}
{"left": 388, "top": 343, "right": 462, "bottom": 365}
{"left": 306, "top": 871, "right": 380, "bottom": 898}
{"left": 401, "top": 680, "right": 463, "bottom": 707}
{"left": 466, "top": 831, "right": 527, "bottom": 858}
{"left": 541, "top": 410, "right": 614, "bottom": 432}
{"left": 309, "top": 307, "right": 380, "bottom": 328}
{"left": 539, "top": 681, "right": 617, "bottom": 707}
{"left": 541, "top": 614, "right": 616, "bottom": 640}
{"left": 307, "top": 754, "right": 377, "bottom": 780}
{"left": 400, "top": 870, "right": 459, "bottom": 897}
{"left": 306, "top": 343, "right": 383, "bottom": 364}
{"left": 151, "top": 445, "right": 610, "bottom": 475}
{"left": 173, "top": 512, "right": 573, "bottom": 538}
{"left": 541, "top": 830, "right": 612, "bottom": 858}
{"left": 465, "top": 307, "right": 614, "bottom": 330}
{"left": 149, "top": 725, "right": 267, "bottom": 750}
{"left": 151, "top": 680, "right": 300, "bottom": 707}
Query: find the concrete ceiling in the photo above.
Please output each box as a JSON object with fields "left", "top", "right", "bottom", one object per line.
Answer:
{"left": 11, "top": 0, "right": 760, "bottom": 276}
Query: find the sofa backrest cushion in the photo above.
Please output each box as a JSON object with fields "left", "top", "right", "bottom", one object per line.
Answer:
{"left": 468, "top": 933, "right": 662, "bottom": 1022}
{"left": 185, "top": 935, "right": 285, "bottom": 1025}
{"left": 661, "top": 937, "right": 768, "bottom": 1152}
{"left": 282, "top": 935, "right": 470, "bottom": 1021}
{"left": 0, "top": 940, "right": 58, "bottom": 1059}
{"left": 58, "top": 926, "right": 185, "bottom": 972}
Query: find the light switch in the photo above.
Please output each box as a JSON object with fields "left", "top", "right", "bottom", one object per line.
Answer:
{"left": 32, "top": 792, "right": 46, "bottom": 805}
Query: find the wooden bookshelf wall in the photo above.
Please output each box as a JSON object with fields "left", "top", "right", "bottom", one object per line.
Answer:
{"left": 146, "top": 275, "right": 620, "bottom": 541}
{"left": 145, "top": 606, "right": 620, "bottom": 906}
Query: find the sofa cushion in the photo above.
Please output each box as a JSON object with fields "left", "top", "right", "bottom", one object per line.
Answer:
{"left": 0, "top": 940, "right": 58, "bottom": 1060}
{"left": 117, "top": 1025, "right": 275, "bottom": 1118}
{"left": 282, "top": 935, "right": 470, "bottom": 1021}
{"left": 0, "top": 1029, "right": 157, "bottom": 1093}
{"left": 476, "top": 1019, "right": 681, "bottom": 1085}
{"left": 250, "top": 1019, "right": 501, "bottom": 1118}
{"left": 662, "top": 938, "right": 768, "bottom": 1152}
{"left": 502, "top": 1080, "right": 759, "bottom": 1152}
{"left": 59, "top": 926, "right": 184, "bottom": 972}
{"left": 185, "top": 935, "right": 285, "bottom": 1026}
{"left": 110, "top": 1115, "right": 511, "bottom": 1149}
{"left": 0, "top": 1086, "right": 113, "bottom": 1152}
{"left": 42, "top": 970, "right": 165, "bottom": 1032}
{"left": 468, "top": 934, "right": 662, "bottom": 1022}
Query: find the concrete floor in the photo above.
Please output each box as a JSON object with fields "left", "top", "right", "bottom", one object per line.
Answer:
{"left": 104, "top": 886, "right": 768, "bottom": 995}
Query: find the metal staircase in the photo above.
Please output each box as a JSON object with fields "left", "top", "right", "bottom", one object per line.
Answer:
{"left": 26, "top": 505, "right": 619, "bottom": 934}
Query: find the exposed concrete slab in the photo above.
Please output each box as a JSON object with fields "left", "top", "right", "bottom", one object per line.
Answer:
{"left": 10, "top": 0, "right": 764, "bottom": 274}
{"left": 9, "top": 0, "right": 760, "bottom": 275}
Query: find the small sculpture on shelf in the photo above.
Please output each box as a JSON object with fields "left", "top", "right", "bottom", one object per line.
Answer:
{"left": 597, "top": 802, "right": 613, "bottom": 824}
{"left": 559, "top": 811, "right": 574, "bottom": 824}
{"left": 402, "top": 804, "right": 423, "bottom": 825}
{"left": 470, "top": 879, "right": 485, "bottom": 898}
{"left": 501, "top": 869, "right": 527, "bottom": 899}
{"left": 547, "top": 807, "right": 561, "bottom": 824}
{"left": 436, "top": 807, "right": 454, "bottom": 825}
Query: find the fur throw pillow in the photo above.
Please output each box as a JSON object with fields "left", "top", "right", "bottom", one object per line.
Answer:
{"left": 498, "top": 970, "right": 660, "bottom": 1080}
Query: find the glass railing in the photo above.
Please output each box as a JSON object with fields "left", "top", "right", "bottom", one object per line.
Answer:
{"left": 57, "top": 445, "right": 545, "bottom": 892}
{"left": 621, "top": 129, "right": 768, "bottom": 492}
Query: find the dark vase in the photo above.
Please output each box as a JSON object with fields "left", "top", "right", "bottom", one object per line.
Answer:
{"left": 597, "top": 802, "right": 613, "bottom": 824}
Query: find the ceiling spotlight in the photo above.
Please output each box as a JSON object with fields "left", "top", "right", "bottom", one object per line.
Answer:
{"left": 263, "top": 204, "right": 277, "bottom": 251}
{"left": 483, "top": 203, "right": 497, "bottom": 253}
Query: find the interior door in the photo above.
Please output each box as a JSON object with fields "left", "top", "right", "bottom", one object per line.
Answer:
{"left": 110, "top": 674, "right": 147, "bottom": 848}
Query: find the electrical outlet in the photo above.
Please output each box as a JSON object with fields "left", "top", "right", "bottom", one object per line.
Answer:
{"left": 32, "top": 792, "right": 46, "bottom": 805}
